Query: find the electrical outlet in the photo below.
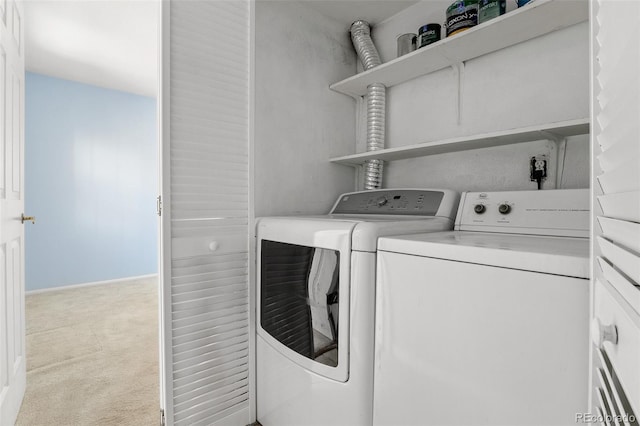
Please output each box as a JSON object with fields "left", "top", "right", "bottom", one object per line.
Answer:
{"left": 530, "top": 155, "right": 547, "bottom": 189}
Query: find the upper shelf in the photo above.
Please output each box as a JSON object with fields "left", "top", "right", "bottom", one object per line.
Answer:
{"left": 329, "top": 118, "right": 590, "bottom": 166}
{"left": 329, "top": 0, "right": 589, "bottom": 98}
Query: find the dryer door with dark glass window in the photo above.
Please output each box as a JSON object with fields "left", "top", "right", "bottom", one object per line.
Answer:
{"left": 257, "top": 219, "right": 352, "bottom": 382}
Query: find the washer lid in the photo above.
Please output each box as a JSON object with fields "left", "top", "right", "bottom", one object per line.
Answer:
{"left": 378, "top": 231, "right": 590, "bottom": 278}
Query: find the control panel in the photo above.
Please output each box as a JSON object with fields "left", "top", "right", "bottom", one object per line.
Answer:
{"left": 331, "top": 189, "right": 445, "bottom": 216}
{"left": 455, "top": 189, "right": 590, "bottom": 237}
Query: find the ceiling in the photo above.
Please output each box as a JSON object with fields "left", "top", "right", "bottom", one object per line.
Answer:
{"left": 24, "top": 0, "right": 159, "bottom": 98}
{"left": 23, "top": 0, "right": 416, "bottom": 98}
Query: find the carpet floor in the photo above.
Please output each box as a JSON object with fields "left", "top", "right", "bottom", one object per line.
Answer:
{"left": 15, "top": 277, "right": 159, "bottom": 426}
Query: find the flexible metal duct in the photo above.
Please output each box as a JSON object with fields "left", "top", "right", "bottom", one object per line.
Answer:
{"left": 350, "top": 20, "right": 386, "bottom": 190}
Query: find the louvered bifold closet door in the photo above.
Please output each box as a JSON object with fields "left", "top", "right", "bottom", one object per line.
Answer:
{"left": 592, "top": 1, "right": 640, "bottom": 423}
{"left": 163, "top": 1, "right": 251, "bottom": 425}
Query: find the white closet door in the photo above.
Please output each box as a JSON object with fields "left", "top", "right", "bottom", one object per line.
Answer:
{"left": 160, "top": 1, "right": 251, "bottom": 425}
{"left": 591, "top": 0, "right": 640, "bottom": 421}
{"left": 0, "top": 1, "right": 25, "bottom": 425}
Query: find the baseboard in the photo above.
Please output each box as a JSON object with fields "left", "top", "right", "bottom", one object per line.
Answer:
{"left": 26, "top": 274, "right": 158, "bottom": 295}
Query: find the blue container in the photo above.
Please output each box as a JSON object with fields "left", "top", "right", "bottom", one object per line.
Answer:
{"left": 516, "top": 0, "right": 535, "bottom": 7}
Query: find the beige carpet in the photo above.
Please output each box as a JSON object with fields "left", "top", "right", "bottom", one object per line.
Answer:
{"left": 16, "top": 277, "right": 159, "bottom": 426}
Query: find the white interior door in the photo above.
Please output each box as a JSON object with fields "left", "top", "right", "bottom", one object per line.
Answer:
{"left": 0, "top": 0, "right": 25, "bottom": 425}
{"left": 159, "top": 1, "right": 252, "bottom": 425}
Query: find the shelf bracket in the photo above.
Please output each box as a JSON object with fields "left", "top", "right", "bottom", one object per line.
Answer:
{"left": 451, "top": 62, "right": 465, "bottom": 125}
{"left": 540, "top": 130, "right": 567, "bottom": 189}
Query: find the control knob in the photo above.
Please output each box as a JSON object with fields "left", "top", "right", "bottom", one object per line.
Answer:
{"left": 473, "top": 204, "right": 486, "bottom": 214}
{"left": 498, "top": 203, "right": 511, "bottom": 215}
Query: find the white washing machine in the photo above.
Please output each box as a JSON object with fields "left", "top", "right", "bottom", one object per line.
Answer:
{"left": 374, "top": 189, "right": 591, "bottom": 426}
{"left": 256, "top": 188, "right": 460, "bottom": 426}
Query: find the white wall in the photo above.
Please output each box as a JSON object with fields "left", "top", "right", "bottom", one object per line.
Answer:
{"left": 25, "top": 73, "right": 158, "bottom": 291}
{"left": 254, "top": 1, "right": 357, "bottom": 216}
{"left": 358, "top": 1, "right": 590, "bottom": 192}
{"left": 383, "top": 135, "right": 589, "bottom": 192}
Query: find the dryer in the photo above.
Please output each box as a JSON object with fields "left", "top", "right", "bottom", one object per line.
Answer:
{"left": 374, "top": 189, "right": 590, "bottom": 426}
{"left": 256, "top": 189, "right": 460, "bottom": 426}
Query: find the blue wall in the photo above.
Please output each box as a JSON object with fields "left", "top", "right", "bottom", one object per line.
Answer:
{"left": 25, "top": 73, "right": 158, "bottom": 291}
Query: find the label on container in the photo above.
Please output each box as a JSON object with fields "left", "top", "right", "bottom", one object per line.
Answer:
{"left": 418, "top": 29, "right": 440, "bottom": 48}
{"left": 478, "top": 0, "right": 505, "bottom": 23}
{"left": 446, "top": 5, "right": 478, "bottom": 37}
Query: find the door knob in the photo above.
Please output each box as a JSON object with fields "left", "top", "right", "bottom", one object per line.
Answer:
{"left": 21, "top": 214, "right": 35, "bottom": 224}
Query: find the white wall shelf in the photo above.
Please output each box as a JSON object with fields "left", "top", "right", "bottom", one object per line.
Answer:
{"left": 329, "top": 0, "right": 589, "bottom": 98}
{"left": 329, "top": 118, "right": 589, "bottom": 166}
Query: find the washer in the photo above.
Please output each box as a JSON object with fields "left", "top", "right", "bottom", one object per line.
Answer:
{"left": 374, "top": 189, "right": 590, "bottom": 426}
{"left": 256, "top": 188, "right": 459, "bottom": 426}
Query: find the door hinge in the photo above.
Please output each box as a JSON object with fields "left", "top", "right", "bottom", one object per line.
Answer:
{"left": 157, "top": 195, "right": 162, "bottom": 217}
{"left": 160, "top": 408, "right": 165, "bottom": 426}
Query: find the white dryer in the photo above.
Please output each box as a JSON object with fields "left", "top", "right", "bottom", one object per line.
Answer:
{"left": 256, "top": 189, "right": 460, "bottom": 426}
{"left": 374, "top": 189, "right": 591, "bottom": 426}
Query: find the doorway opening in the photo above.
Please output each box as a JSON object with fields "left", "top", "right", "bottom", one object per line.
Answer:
{"left": 16, "top": 1, "right": 161, "bottom": 424}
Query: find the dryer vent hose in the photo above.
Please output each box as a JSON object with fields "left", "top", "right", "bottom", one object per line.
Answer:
{"left": 350, "top": 20, "right": 386, "bottom": 190}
